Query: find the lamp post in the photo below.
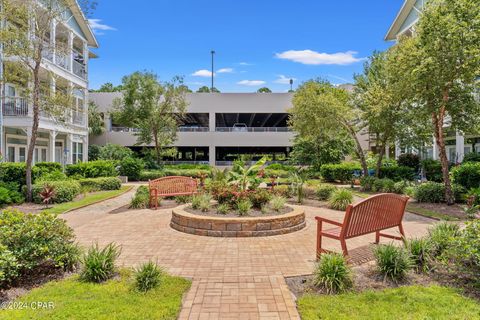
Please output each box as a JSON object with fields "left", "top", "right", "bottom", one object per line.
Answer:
{"left": 289, "top": 79, "right": 293, "bottom": 92}
{"left": 211, "top": 50, "right": 215, "bottom": 92}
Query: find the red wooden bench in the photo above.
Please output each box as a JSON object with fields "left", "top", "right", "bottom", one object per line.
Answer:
{"left": 148, "top": 176, "right": 198, "bottom": 209}
{"left": 315, "top": 193, "right": 409, "bottom": 257}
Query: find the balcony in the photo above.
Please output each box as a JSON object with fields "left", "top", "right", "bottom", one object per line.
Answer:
{"left": 72, "top": 112, "right": 85, "bottom": 126}
{"left": 216, "top": 127, "right": 293, "bottom": 132}
{"left": 72, "top": 60, "right": 87, "bottom": 80}
{"left": 2, "top": 97, "right": 29, "bottom": 116}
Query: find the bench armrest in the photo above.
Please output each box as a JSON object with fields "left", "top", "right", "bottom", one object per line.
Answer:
{"left": 315, "top": 216, "right": 343, "bottom": 227}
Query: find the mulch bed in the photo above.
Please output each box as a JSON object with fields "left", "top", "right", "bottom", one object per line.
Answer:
{"left": 408, "top": 201, "right": 467, "bottom": 219}
{"left": 184, "top": 205, "right": 293, "bottom": 217}
{"left": 109, "top": 199, "right": 181, "bottom": 214}
{"left": 0, "top": 265, "right": 73, "bottom": 304}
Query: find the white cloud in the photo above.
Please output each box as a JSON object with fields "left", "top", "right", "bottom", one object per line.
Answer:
{"left": 275, "top": 50, "right": 365, "bottom": 65}
{"left": 217, "top": 68, "right": 234, "bottom": 74}
{"left": 237, "top": 80, "right": 266, "bottom": 86}
{"left": 274, "top": 75, "right": 297, "bottom": 84}
{"left": 238, "top": 62, "right": 253, "bottom": 66}
{"left": 192, "top": 69, "right": 213, "bottom": 77}
{"left": 88, "top": 19, "right": 116, "bottom": 34}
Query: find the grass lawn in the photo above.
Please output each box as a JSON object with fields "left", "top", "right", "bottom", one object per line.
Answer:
{"left": 42, "top": 186, "right": 132, "bottom": 215}
{"left": 0, "top": 270, "right": 191, "bottom": 320}
{"left": 297, "top": 285, "right": 480, "bottom": 320}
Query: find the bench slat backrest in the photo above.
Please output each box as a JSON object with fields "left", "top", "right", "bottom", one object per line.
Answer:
{"left": 149, "top": 176, "right": 197, "bottom": 195}
{"left": 342, "top": 193, "right": 408, "bottom": 239}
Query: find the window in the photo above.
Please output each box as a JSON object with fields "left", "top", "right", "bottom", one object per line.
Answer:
{"left": 7, "top": 146, "right": 15, "bottom": 162}
{"left": 72, "top": 142, "right": 84, "bottom": 164}
{"left": 34, "top": 147, "right": 48, "bottom": 163}
{"left": 19, "top": 147, "right": 26, "bottom": 162}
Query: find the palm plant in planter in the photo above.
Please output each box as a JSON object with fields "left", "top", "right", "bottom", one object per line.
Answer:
{"left": 228, "top": 157, "right": 266, "bottom": 191}
{"left": 39, "top": 185, "right": 56, "bottom": 208}
{"left": 290, "top": 168, "right": 308, "bottom": 204}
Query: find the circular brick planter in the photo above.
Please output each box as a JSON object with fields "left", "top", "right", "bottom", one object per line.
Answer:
{"left": 170, "top": 204, "right": 306, "bottom": 237}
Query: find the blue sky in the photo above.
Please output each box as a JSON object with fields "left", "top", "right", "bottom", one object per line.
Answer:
{"left": 88, "top": 0, "right": 402, "bottom": 92}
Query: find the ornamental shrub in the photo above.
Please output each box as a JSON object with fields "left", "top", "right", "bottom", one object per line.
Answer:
{"left": 316, "top": 184, "right": 337, "bottom": 201}
{"left": 34, "top": 162, "right": 62, "bottom": 176}
{"left": 36, "top": 171, "right": 69, "bottom": 182}
{"left": 360, "top": 176, "right": 376, "bottom": 192}
{"left": 0, "top": 184, "right": 24, "bottom": 206}
{"left": 162, "top": 168, "right": 210, "bottom": 178}
{"left": 269, "top": 196, "right": 286, "bottom": 212}
{"left": 130, "top": 186, "right": 156, "bottom": 209}
{"left": 463, "top": 152, "right": 480, "bottom": 163}
{"left": 414, "top": 182, "right": 445, "bottom": 203}
{"left": 0, "top": 244, "right": 20, "bottom": 287}
{"left": 98, "top": 143, "right": 134, "bottom": 161}
{"left": 314, "top": 253, "right": 353, "bottom": 294}
{"left": 134, "top": 261, "right": 163, "bottom": 292}
{"left": 32, "top": 180, "right": 81, "bottom": 204}
{"left": 372, "top": 178, "right": 396, "bottom": 193}
{"left": 273, "top": 185, "right": 292, "bottom": 198}
{"left": 428, "top": 222, "right": 460, "bottom": 257}
{"left": 0, "top": 209, "right": 80, "bottom": 286}
{"left": 79, "top": 177, "right": 122, "bottom": 191}
{"left": 397, "top": 153, "right": 420, "bottom": 171}
{"left": 374, "top": 244, "right": 412, "bottom": 282}
{"left": 119, "top": 157, "right": 144, "bottom": 181}
{"left": 139, "top": 170, "right": 165, "bottom": 181}
{"left": 328, "top": 189, "right": 353, "bottom": 211}
{"left": 320, "top": 163, "right": 361, "bottom": 183}
{"left": 248, "top": 189, "right": 272, "bottom": 209}
{"left": 379, "top": 166, "right": 415, "bottom": 181}
{"left": 80, "top": 243, "right": 121, "bottom": 283}
{"left": 236, "top": 199, "right": 252, "bottom": 216}
{"left": 421, "top": 159, "right": 443, "bottom": 182}
{"left": 66, "top": 160, "right": 118, "bottom": 178}
{"left": 404, "top": 238, "right": 433, "bottom": 273}
{"left": 451, "top": 162, "right": 480, "bottom": 190}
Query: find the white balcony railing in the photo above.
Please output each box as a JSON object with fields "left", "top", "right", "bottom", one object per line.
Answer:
{"left": 178, "top": 127, "right": 209, "bottom": 132}
{"left": 72, "top": 112, "right": 85, "bottom": 125}
{"left": 72, "top": 60, "right": 87, "bottom": 80}
{"left": 55, "top": 53, "right": 70, "bottom": 70}
{"left": 2, "top": 97, "right": 29, "bottom": 116}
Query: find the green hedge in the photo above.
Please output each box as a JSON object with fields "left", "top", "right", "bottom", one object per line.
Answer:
{"left": 0, "top": 209, "right": 79, "bottom": 287}
{"left": 413, "top": 182, "right": 465, "bottom": 203}
{"left": 162, "top": 168, "right": 210, "bottom": 178}
{"left": 119, "top": 158, "right": 144, "bottom": 181}
{"left": 139, "top": 171, "right": 165, "bottom": 181}
{"left": 320, "top": 163, "right": 361, "bottom": 183}
{"left": 65, "top": 160, "right": 118, "bottom": 178}
{"left": 79, "top": 177, "right": 122, "bottom": 191}
{"left": 421, "top": 160, "right": 443, "bottom": 182}
{"left": 34, "top": 162, "right": 62, "bottom": 176}
{"left": 379, "top": 166, "right": 415, "bottom": 181}
{"left": 32, "top": 180, "right": 81, "bottom": 204}
{"left": 164, "top": 164, "right": 211, "bottom": 170}
{"left": 0, "top": 162, "right": 64, "bottom": 186}
{"left": 451, "top": 162, "right": 480, "bottom": 190}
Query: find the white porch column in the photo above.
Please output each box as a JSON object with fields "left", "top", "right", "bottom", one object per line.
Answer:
{"left": 385, "top": 145, "right": 390, "bottom": 160}
{"left": 68, "top": 82, "right": 74, "bottom": 124}
{"left": 49, "top": 130, "right": 57, "bottom": 162}
{"left": 66, "top": 134, "right": 73, "bottom": 164}
{"left": 83, "top": 88, "right": 88, "bottom": 128}
{"left": 394, "top": 142, "right": 401, "bottom": 159}
{"left": 50, "top": 18, "right": 56, "bottom": 64}
{"left": 432, "top": 136, "right": 439, "bottom": 160}
{"left": 83, "top": 41, "right": 89, "bottom": 77}
{"left": 455, "top": 132, "right": 465, "bottom": 163}
{"left": 82, "top": 135, "right": 88, "bottom": 162}
{"left": 209, "top": 112, "right": 215, "bottom": 132}
{"left": 67, "top": 31, "right": 74, "bottom": 72}
{"left": 209, "top": 145, "right": 216, "bottom": 167}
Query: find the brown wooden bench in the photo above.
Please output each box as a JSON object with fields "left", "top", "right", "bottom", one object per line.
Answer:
{"left": 148, "top": 176, "right": 198, "bottom": 209}
{"left": 315, "top": 193, "right": 409, "bottom": 257}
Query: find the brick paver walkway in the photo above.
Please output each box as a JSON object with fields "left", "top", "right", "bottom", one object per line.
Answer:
{"left": 62, "top": 186, "right": 436, "bottom": 320}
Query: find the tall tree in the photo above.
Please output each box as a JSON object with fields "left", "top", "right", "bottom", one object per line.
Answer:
{"left": 113, "top": 72, "right": 188, "bottom": 164}
{"left": 289, "top": 80, "right": 369, "bottom": 176}
{"left": 257, "top": 87, "right": 272, "bottom": 93}
{"left": 91, "top": 82, "right": 124, "bottom": 92}
{"left": 389, "top": 0, "right": 480, "bottom": 204}
{"left": 88, "top": 101, "right": 105, "bottom": 136}
{"left": 196, "top": 86, "right": 220, "bottom": 93}
{"left": 354, "top": 51, "right": 402, "bottom": 177}
{"left": 0, "top": 0, "right": 92, "bottom": 201}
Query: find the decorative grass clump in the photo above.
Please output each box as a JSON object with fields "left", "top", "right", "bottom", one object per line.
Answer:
{"left": 427, "top": 222, "right": 460, "bottom": 257}
{"left": 374, "top": 244, "right": 412, "bottom": 282}
{"left": 134, "top": 261, "right": 163, "bottom": 292}
{"left": 216, "top": 203, "right": 230, "bottom": 215}
{"left": 80, "top": 243, "right": 121, "bottom": 283}
{"left": 191, "top": 194, "right": 211, "bottom": 212}
{"left": 313, "top": 253, "right": 353, "bottom": 294}
{"left": 328, "top": 189, "right": 353, "bottom": 211}
{"left": 316, "top": 184, "right": 337, "bottom": 201}
{"left": 236, "top": 199, "right": 252, "bottom": 216}
{"left": 269, "top": 195, "right": 287, "bottom": 212}
{"left": 404, "top": 237, "right": 433, "bottom": 273}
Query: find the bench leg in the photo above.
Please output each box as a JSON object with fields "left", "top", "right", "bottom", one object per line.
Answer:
{"left": 340, "top": 238, "right": 349, "bottom": 257}
{"left": 398, "top": 223, "right": 406, "bottom": 238}
{"left": 316, "top": 221, "right": 323, "bottom": 260}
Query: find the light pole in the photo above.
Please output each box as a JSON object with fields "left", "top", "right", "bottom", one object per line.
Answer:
{"left": 289, "top": 79, "right": 293, "bottom": 92}
{"left": 211, "top": 50, "right": 215, "bottom": 92}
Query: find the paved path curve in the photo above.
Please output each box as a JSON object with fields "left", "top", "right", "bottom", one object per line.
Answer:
{"left": 62, "top": 186, "right": 435, "bottom": 320}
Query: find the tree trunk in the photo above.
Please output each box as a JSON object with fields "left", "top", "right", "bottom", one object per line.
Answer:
{"left": 26, "top": 65, "right": 41, "bottom": 202}
{"left": 375, "top": 142, "right": 386, "bottom": 178}
{"left": 345, "top": 123, "right": 368, "bottom": 177}
{"left": 153, "top": 131, "right": 161, "bottom": 165}
{"left": 432, "top": 110, "right": 454, "bottom": 205}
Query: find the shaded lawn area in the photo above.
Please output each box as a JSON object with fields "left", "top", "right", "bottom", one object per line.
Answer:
{"left": 0, "top": 270, "right": 191, "bottom": 320}
{"left": 42, "top": 185, "right": 132, "bottom": 215}
{"left": 351, "top": 190, "right": 462, "bottom": 221}
{"left": 297, "top": 285, "right": 480, "bottom": 320}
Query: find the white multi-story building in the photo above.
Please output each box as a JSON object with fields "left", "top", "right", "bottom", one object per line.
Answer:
{"left": 1, "top": 0, "right": 98, "bottom": 165}
{"left": 386, "top": 0, "right": 480, "bottom": 163}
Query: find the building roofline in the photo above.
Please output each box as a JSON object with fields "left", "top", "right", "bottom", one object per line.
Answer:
{"left": 67, "top": 0, "right": 99, "bottom": 48}
{"left": 385, "top": 0, "right": 415, "bottom": 41}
